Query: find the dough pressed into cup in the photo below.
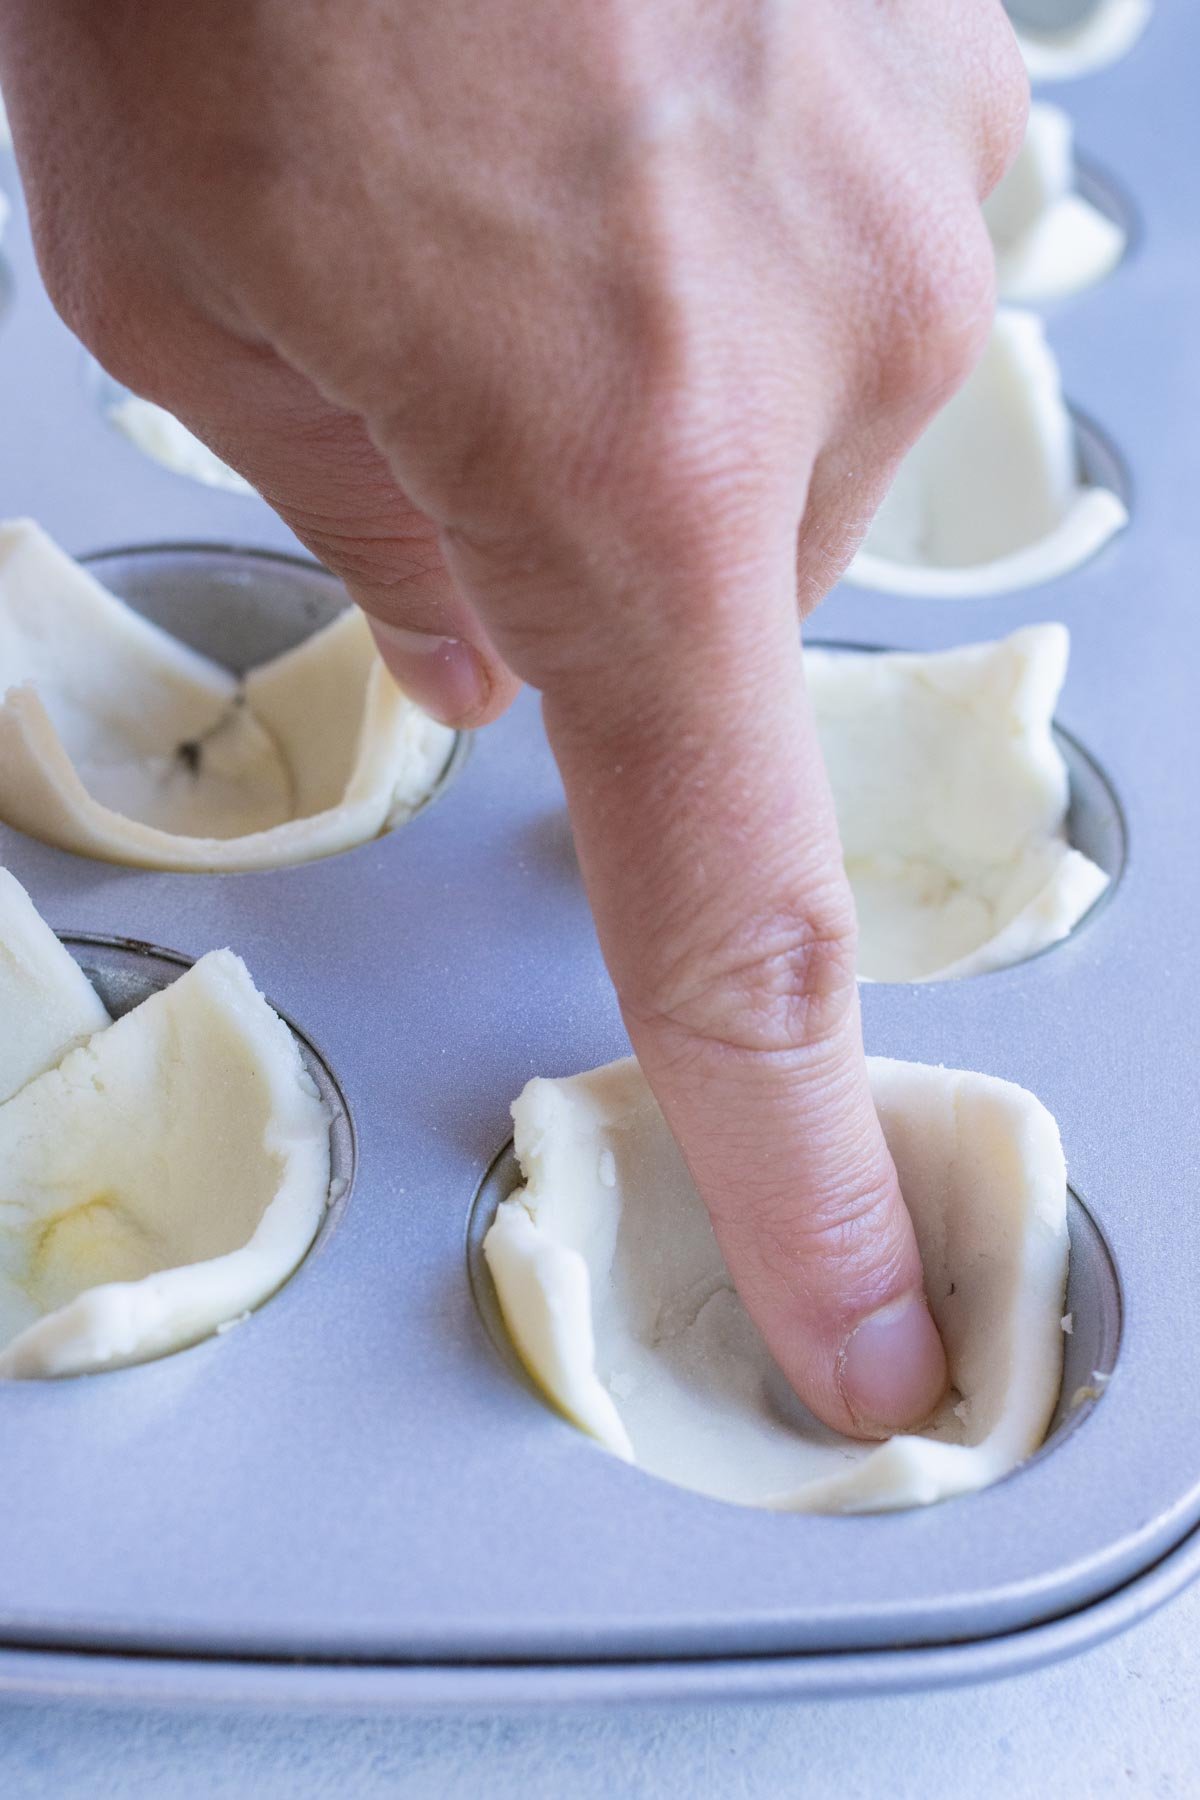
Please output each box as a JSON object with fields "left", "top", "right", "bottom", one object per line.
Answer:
{"left": 484, "top": 1055, "right": 1070, "bottom": 1514}
{"left": 985, "top": 103, "right": 1125, "bottom": 304}
{"left": 0, "top": 520, "right": 455, "bottom": 870}
{"left": 845, "top": 309, "right": 1127, "bottom": 598}
{"left": 1015, "top": 0, "right": 1152, "bottom": 82}
{"left": 0, "top": 866, "right": 111, "bottom": 1104}
{"left": 808, "top": 624, "right": 1109, "bottom": 982}
{"left": 0, "top": 874, "right": 331, "bottom": 1377}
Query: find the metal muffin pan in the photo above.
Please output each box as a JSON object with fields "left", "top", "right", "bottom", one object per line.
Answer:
{"left": 0, "top": 5, "right": 1196, "bottom": 1704}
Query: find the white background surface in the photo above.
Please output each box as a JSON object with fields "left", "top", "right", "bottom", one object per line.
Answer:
{"left": 2, "top": 1579, "right": 1197, "bottom": 1798}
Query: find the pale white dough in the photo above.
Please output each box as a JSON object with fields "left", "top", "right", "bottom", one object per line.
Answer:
{"left": 808, "top": 624, "right": 1108, "bottom": 982}
{"left": 0, "top": 520, "right": 455, "bottom": 870}
{"left": 1015, "top": 0, "right": 1151, "bottom": 81}
{"left": 484, "top": 1056, "right": 1070, "bottom": 1513}
{"left": 985, "top": 103, "right": 1125, "bottom": 302}
{"left": 0, "top": 883, "right": 331, "bottom": 1377}
{"left": 846, "top": 309, "right": 1127, "bottom": 598}
{"left": 0, "top": 867, "right": 111, "bottom": 1103}
{"left": 108, "top": 396, "right": 256, "bottom": 495}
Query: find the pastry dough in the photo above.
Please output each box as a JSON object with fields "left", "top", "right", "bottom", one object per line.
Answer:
{"left": 108, "top": 396, "right": 255, "bottom": 495}
{"left": 808, "top": 625, "right": 1108, "bottom": 981}
{"left": 985, "top": 103, "right": 1125, "bottom": 303}
{"left": 846, "top": 309, "right": 1127, "bottom": 598}
{"left": 484, "top": 1055, "right": 1069, "bottom": 1513}
{"left": 1015, "top": 0, "right": 1151, "bottom": 81}
{"left": 0, "top": 877, "right": 331, "bottom": 1377}
{"left": 0, "top": 867, "right": 110, "bottom": 1104}
{"left": 0, "top": 521, "right": 455, "bottom": 870}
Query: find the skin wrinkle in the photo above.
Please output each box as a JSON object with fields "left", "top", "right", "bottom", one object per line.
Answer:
{"left": 626, "top": 911, "right": 860, "bottom": 1059}
{"left": 573, "top": 747, "right": 850, "bottom": 956}
{"left": 736, "top": 1198, "right": 913, "bottom": 1323}
{"left": 644, "top": 1027, "right": 904, "bottom": 1233}
{"left": 679, "top": 1089, "right": 888, "bottom": 1241}
{"left": 278, "top": 527, "right": 447, "bottom": 596}
{"left": 0, "top": 0, "right": 1027, "bottom": 1437}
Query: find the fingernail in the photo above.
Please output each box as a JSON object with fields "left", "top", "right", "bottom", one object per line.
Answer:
{"left": 369, "top": 622, "right": 488, "bottom": 726}
{"left": 838, "top": 1294, "right": 948, "bottom": 1437}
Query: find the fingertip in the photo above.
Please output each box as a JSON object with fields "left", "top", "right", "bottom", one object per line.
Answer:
{"left": 837, "top": 1291, "right": 949, "bottom": 1439}
{"left": 369, "top": 620, "right": 515, "bottom": 727}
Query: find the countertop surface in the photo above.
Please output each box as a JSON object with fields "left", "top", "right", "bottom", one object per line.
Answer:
{"left": 1, "top": 1579, "right": 1196, "bottom": 1798}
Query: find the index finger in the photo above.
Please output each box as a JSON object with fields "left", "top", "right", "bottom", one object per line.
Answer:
{"left": 448, "top": 500, "right": 948, "bottom": 1439}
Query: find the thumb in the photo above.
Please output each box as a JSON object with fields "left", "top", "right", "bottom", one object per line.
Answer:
{"left": 120, "top": 343, "right": 521, "bottom": 727}
{"left": 449, "top": 510, "right": 947, "bottom": 1439}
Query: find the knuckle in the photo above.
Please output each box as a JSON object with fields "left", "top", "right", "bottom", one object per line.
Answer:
{"left": 977, "top": 20, "right": 1033, "bottom": 197}
{"left": 628, "top": 897, "right": 860, "bottom": 1063}
{"left": 38, "top": 244, "right": 130, "bottom": 381}
{"left": 288, "top": 520, "right": 445, "bottom": 595}
{"left": 31, "top": 219, "right": 193, "bottom": 410}
{"left": 743, "top": 1177, "right": 910, "bottom": 1308}
{"left": 872, "top": 205, "right": 997, "bottom": 415}
{"left": 981, "top": 92, "right": 1031, "bottom": 203}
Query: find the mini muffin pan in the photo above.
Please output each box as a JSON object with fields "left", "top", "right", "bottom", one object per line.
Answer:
{"left": 0, "top": 2, "right": 1197, "bottom": 1706}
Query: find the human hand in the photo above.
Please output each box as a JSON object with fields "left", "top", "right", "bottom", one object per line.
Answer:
{"left": 0, "top": 0, "right": 1026, "bottom": 1435}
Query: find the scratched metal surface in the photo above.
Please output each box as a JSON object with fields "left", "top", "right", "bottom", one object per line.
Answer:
{"left": 0, "top": 1, "right": 1192, "bottom": 1701}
